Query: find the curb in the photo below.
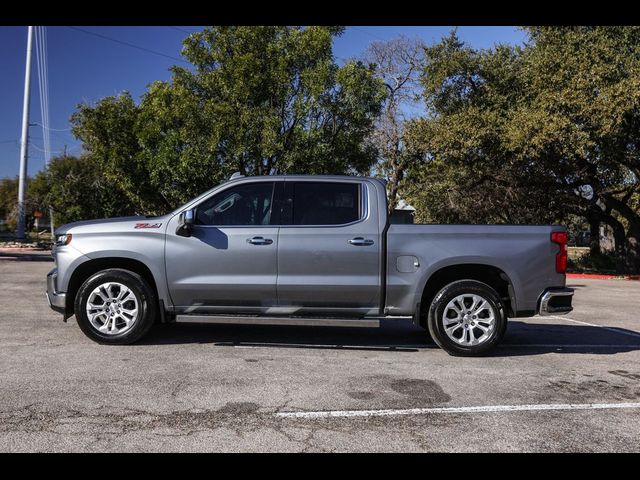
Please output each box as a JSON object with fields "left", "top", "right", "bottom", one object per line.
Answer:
{"left": 0, "top": 255, "right": 53, "bottom": 262}
{"left": 0, "top": 248, "right": 49, "bottom": 253}
{"left": 0, "top": 249, "right": 54, "bottom": 262}
{"left": 567, "top": 273, "right": 640, "bottom": 281}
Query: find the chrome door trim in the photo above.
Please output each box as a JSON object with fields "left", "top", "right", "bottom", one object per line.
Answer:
{"left": 348, "top": 237, "right": 375, "bottom": 246}
{"left": 247, "top": 236, "right": 274, "bottom": 245}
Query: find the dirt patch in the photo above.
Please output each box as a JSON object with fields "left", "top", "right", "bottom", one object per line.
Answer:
{"left": 347, "top": 391, "right": 375, "bottom": 401}
{"left": 216, "top": 402, "right": 260, "bottom": 415}
{"left": 346, "top": 375, "right": 451, "bottom": 408}
{"left": 389, "top": 378, "right": 450, "bottom": 403}
{"left": 548, "top": 379, "right": 640, "bottom": 401}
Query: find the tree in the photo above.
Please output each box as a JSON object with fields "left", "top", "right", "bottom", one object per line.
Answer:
{"left": 0, "top": 177, "right": 20, "bottom": 231}
{"left": 0, "top": 177, "right": 18, "bottom": 227}
{"left": 71, "top": 93, "right": 170, "bottom": 215}
{"left": 0, "top": 176, "right": 46, "bottom": 232}
{"left": 29, "top": 155, "right": 136, "bottom": 226}
{"left": 72, "top": 26, "right": 386, "bottom": 214}
{"left": 405, "top": 28, "right": 640, "bottom": 273}
{"left": 364, "top": 36, "right": 425, "bottom": 213}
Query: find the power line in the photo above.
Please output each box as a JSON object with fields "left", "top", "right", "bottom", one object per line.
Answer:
{"left": 170, "top": 26, "right": 192, "bottom": 34}
{"left": 350, "top": 26, "right": 387, "bottom": 42}
{"left": 32, "top": 122, "right": 72, "bottom": 132}
{"left": 35, "top": 26, "right": 51, "bottom": 166}
{"left": 66, "top": 26, "right": 190, "bottom": 64}
{"left": 29, "top": 143, "right": 66, "bottom": 154}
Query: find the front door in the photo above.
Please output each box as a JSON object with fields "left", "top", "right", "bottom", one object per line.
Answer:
{"left": 165, "top": 180, "right": 279, "bottom": 312}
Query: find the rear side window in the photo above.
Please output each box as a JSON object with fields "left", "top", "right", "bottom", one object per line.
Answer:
{"left": 287, "top": 182, "right": 361, "bottom": 226}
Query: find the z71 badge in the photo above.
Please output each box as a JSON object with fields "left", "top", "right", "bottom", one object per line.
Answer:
{"left": 134, "top": 222, "right": 162, "bottom": 229}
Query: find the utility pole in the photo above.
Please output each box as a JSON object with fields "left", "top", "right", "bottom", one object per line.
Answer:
{"left": 16, "top": 26, "right": 34, "bottom": 241}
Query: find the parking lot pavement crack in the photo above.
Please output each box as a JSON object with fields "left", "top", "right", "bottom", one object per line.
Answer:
{"left": 0, "top": 404, "right": 239, "bottom": 437}
{"left": 300, "top": 429, "right": 322, "bottom": 453}
{"left": 0, "top": 402, "right": 415, "bottom": 452}
{"left": 151, "top": 428, "right": 211, "bottom": 438}
{"left": 170, "top": 379, "right": 187, "bottom": 399}
{"left": 273, "top": 386, "right": 295, "bottom": 414}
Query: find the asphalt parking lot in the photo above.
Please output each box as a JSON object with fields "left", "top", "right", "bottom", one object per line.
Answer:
{"left": 1, "top": 259, "right": 639, "bottom": 452}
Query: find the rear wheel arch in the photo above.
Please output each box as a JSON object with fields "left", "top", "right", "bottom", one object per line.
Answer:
{"left": 418, "top": 263, "right": 515, "bottom": 328}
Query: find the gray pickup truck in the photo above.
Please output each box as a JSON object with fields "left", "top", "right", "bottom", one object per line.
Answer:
{"left": 46, "top": 175, "right": 573, "bottom": 356}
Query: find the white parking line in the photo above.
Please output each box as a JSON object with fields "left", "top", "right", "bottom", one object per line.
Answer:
{"left": 276, "top": 402, "right": 640, "bottom": 419}
{"left": 546, "top": 315, "right": 640, "bottom": 339}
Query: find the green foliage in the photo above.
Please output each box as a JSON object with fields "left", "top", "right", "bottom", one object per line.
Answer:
{"left": 405, "top": 27, "right": 640, "bottom": 272}
{"left": 0, "top": 177, "right": 18, "bottom": 225}
{"left": 567, "top": 250, "right": 618, "bottom": 274}
{"left": 71, "top": 93, "right": 170, "bottom": 214}
{"left": 72, "top": 26, "right": 386, "bottom": 214}
{"left": 0, "top": 177, "right": 20, "bottom": 230}
{"left": 29, "top": 155, "right": 135, "bottom": 226}
{"left": 0, "top": 176, "right": 48, "bottom": 232}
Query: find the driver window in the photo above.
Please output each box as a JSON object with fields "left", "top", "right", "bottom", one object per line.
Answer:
{"left": 195, "top": 182, "right": 275, "bottom": 226}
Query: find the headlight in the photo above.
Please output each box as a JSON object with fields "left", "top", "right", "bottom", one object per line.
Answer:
{"left": 55, "top": 234, "right": 72, "bottom": 246}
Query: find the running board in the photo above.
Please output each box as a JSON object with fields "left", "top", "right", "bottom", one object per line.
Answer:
{"left": 174, "top": 315, "right": 380, "bottom": 328}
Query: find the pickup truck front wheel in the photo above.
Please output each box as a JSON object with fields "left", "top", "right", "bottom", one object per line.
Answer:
{"left": 74, "top": 268, "right": 157, "bottom": 345}
{"left": 427, "top": 280, "right": 506, "bottom": 356}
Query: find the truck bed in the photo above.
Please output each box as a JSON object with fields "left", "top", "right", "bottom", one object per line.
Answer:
{"left": 384, "top": 224, "right": 567, "bottom": 316}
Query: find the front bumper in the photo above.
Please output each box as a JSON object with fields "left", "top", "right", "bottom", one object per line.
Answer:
{"left": 46, "top": 268, "right": 67, "bottom": 315}
{"left": 538, "top": 287, "right": 574, "bottom": 316}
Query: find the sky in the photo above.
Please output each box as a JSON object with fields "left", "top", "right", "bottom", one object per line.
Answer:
{"left": 0, "top": 26, "right": 527, "bottom": 179}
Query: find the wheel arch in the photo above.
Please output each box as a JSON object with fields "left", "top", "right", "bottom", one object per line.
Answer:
{"left": 65, "top": 257, "right": 161, "bottom": 317}
{"left": 418, "top": 263, "right": 516, "bottom": 327}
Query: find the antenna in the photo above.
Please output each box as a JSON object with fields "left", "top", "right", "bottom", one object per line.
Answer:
{"left": 230, "top": 172, "right": 245, "bottom": 180}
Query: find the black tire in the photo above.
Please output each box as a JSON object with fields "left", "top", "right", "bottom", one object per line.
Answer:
{"left": 427, "top": 280, "right": 506, "bottom": 356}
{"left": 74, "top": 268, "right": 157, "bottom": 345}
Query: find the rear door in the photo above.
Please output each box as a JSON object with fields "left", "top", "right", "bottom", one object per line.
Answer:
{"left": 276, "top": 179, "right": 381, "bottom": 314}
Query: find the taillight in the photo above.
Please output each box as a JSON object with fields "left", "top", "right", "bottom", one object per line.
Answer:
{"left": 551, "top": 231, "right": 568, "bottom": 274}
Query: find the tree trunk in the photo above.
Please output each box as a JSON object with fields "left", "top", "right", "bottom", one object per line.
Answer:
{"left": 604, "top": 217, "right": 627, "bottom": 274}
{"left": 623, "top": 230, "right": 640, "bottom": 275}
{"left": 588, "top": 209, "right": 601, "bottom": 256}
{"left": 387, "top": 170, "right": 400, "bottom": 216}
{"left": 601, "top": 195, "right": 640, "bottom": 274}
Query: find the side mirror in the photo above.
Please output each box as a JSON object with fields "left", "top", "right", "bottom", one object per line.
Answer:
{"left": 176, "top": 209, "right": 194, "bottom": 237}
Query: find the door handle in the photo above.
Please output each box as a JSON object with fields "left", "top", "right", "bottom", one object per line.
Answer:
{"left": 247, "top": 236, "right": 273, "bottom": 245}
{"left": 348, "top": 237, "right": 374, "bottom": 246}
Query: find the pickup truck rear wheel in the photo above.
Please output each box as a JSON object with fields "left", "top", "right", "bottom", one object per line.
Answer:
{"left": 74, "top": 268, "right": 157, "bottom": 345}
{"left": 427, "top": 280, "right": 506, "bottom": 356}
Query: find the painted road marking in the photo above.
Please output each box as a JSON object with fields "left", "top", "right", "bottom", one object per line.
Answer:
{"left": 546, "top": 315, "right": 640, "bottom": 339}
{"left": 276, "top": 402, "right": 640, "bottom": 419}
